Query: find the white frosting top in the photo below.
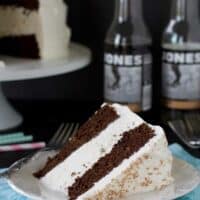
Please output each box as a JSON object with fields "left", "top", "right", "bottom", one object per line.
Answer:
{"left": 40, "top": 104, "right": 172, "bottom": 200}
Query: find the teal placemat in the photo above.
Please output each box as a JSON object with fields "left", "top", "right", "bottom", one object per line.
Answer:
{"left": 0, "top": 169, "right": 27, "bottom": 200}
{"left": 169, "top": 144, "right": 200, "bottom": 200}
{"left": 0, "top": 144, "right": 199, "bottom": 200}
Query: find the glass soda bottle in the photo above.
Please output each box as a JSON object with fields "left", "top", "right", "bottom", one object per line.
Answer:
{"left": 161, "top": 0, "right": 200, "bottom": 121}
{"left": 104, "top": 0, "right": 152, "bottom": 114}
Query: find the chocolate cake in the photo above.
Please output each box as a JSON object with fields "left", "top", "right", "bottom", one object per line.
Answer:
{"left": 35, "top": 103, "right": 173, "bottom": 200}
{"left": 0, "top": 0, "right": 71, "bottom": 59}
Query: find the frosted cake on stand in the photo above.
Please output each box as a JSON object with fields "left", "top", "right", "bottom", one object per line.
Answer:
{"left": 0, "top": 0, "right": 71, "bottom": 59}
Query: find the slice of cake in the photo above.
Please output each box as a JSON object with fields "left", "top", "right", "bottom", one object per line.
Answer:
{"left": 34, "top": 104, "right": 173, "bottom": 200}
{"left": 0, "top": 0, "right": 71, "bottom": 59}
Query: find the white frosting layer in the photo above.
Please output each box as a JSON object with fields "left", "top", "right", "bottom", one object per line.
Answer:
{"left": 40, "top": 104, "right": 173, "bottom": 200}
{"left": 0, "top": 0, "right": 70, "bottom": 59}
{"left": 39, "top": 0, "right": 71, "bottom": 59}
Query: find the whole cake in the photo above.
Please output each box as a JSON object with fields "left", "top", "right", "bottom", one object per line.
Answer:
{"left": 34, "top": 104, "right": 173, "bottom": 200}
{"left": 0, "top": 0, "right": 71, "bottom": 59}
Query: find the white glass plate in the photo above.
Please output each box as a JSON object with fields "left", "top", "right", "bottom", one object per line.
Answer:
{"left": 6, "top": 150, "right": 200, "bottom": 200}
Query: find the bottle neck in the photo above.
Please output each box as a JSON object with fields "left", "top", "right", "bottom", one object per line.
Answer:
{"left": 114, "top": 0, "right": 143, "bottom": 24}
{"left": 187, "top": 0, "right": 199, "bottom": 23}
{"left": 171, "top": 0, "right": 199, "bottom": 22}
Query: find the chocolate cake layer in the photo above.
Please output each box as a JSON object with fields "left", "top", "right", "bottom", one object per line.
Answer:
{"left": 34, "top": 105, "right": 119, "bottom": 178}
{"left": 68, "top": 123, "right": 155, "bottom": 200}
{"left": 0, "top": 35, "right": 39, "bottom": 58}
{"left": 0, "top": 0, "right": 39, "bottom": 10}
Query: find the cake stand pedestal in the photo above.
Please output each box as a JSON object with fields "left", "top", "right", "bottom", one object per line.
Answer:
{"left": 0, "top": 43, "right": 91, "bottom": 131}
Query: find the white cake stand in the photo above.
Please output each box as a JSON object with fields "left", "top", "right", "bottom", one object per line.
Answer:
{"left": 0, "top": 43, "right": 91, "bottom": 131}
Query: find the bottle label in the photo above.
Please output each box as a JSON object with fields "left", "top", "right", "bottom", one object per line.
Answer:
{"left": 104, "top": 45, "right": 152, "bottom": 112}
{"left": 162, "top": 47, "right": 200, "bottom": 109}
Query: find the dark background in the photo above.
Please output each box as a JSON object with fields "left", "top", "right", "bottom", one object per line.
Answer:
{"left": 2, "top": 0, "right": 172, "bottom": 108}
{"left": 2, "top": 0, "right": 200, "bottom": 167}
